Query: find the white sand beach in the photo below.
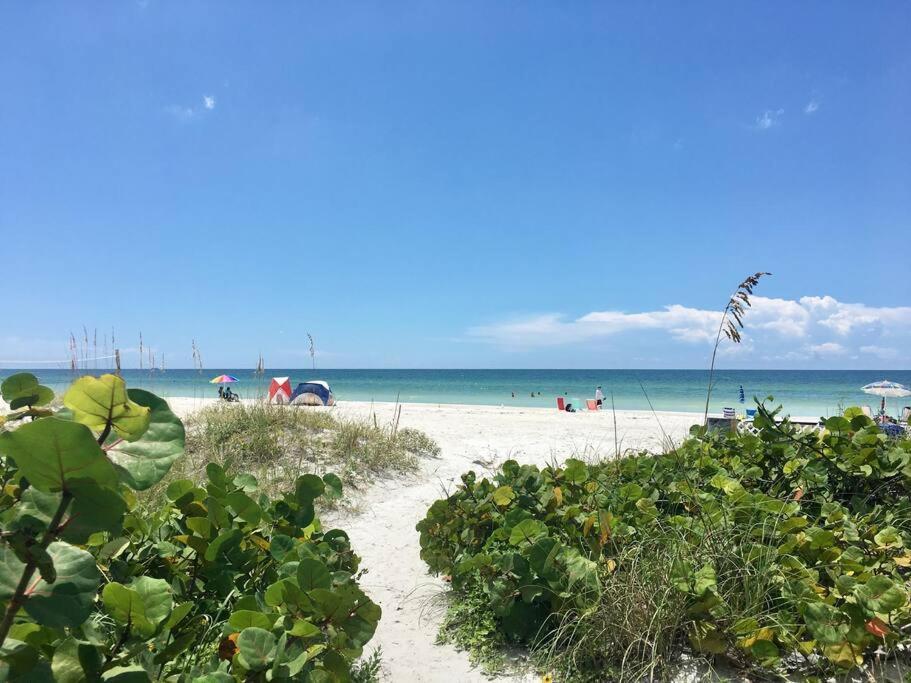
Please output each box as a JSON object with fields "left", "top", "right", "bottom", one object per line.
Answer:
{"left": 167, "top": 398, "right": 698, "bottom": 682}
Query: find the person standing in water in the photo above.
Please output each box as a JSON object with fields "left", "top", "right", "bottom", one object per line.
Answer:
{"left": 595, "top": 385, "right": 605, "bottom": 408}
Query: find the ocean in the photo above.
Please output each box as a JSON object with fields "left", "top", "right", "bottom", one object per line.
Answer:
{"left": 6, "top": 368, "right": 911, "bottom": 417}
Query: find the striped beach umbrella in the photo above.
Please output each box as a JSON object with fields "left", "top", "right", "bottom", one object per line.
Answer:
{"left": 209, "top": 374, "right": 239, "bottom": 384}
{"left": 862, "top": 380, "right": 911, "bottom": 417}
{"left": 861, "top": 380, "right": 911, "bottom": 398}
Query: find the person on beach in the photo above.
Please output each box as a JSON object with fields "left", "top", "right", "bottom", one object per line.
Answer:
{"left": 595, "top": 386, "right": 604, "bottom": 408}
{"left": 218, "top": 386, "right": 224, "bottom": 399}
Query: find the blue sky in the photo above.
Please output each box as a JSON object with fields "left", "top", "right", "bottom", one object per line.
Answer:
{"left": 1, "top": 2, "right": 909, "bottom": 369}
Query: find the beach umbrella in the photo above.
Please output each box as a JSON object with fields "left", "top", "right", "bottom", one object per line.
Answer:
{"left": 862, "top": 380, "right": 911, "bottom": 416}
{"left": 210, "top": 374, "right": 239, "bottom": 384}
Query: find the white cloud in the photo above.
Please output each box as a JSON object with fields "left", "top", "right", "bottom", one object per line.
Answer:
{"left": 755, "top": 108, "right": 784, "bottom": 130}
{"left": 860, "top": 345, "right": 901, "bottom": 360}
{"left": 804, "top": 100, "right": 819, "bottom": 114}
{"left": 165, "top": 104, "right": 195, "bottom": 121}
{"left": 468, "top": 295, "right": 911, "bottom": 364}
{"left": 809, "top": 342, "right": 846, "bottom": 356}
{"left": 165, "top": 94, "right": 216, "bottom": 121}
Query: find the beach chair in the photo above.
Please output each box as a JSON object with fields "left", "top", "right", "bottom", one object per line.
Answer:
{"left": 901, "top": 407, "right": 911, "bottom": 424}
{"left": 586, "top": 399, "right": 598, "bottom": 411}
{"left": 556, "top": 397, "right": 566, "bottom": 411}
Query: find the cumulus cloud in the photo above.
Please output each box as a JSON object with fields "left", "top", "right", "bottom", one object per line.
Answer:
{"left": 468, "top": 295, "right": 911, "bottom": 364}
{"left": 755, "top": 108, "right": 784, "bottom": 130}
{"left": 804, "top": 100, "right": 819, "bottom": 114}
{"left": 203, "top": 95, "right": 216, "bottom": 110}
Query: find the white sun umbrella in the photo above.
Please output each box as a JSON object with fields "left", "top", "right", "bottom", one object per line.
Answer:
{"left": 862, "top": 380, "right": 911, "bottom": 416}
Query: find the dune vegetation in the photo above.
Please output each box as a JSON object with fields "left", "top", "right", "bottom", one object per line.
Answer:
{"left": 0, "top": 373, "right": 388, "bottom": 681}
{"left": 418, "top": 404, "right": 911, "bottom": 680}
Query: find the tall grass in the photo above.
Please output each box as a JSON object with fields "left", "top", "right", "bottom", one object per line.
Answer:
{"left": 142, "top": 402, "right": 439, "bottom": 508}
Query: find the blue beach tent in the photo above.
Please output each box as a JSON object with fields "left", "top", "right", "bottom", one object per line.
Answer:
{"left": 289, "top": 380, "right": 335, "bottom": 406}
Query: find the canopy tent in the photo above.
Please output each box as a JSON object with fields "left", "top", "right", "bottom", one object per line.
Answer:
{"left": 290, "top": 380, "right": 335, "bottom": 407}
{"left": 268, "top": 377, "right": 292, "bottom": 404}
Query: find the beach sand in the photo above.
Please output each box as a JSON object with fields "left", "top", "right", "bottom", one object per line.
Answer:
{"left": 166, "top": 398, "right": 699, "bottom": 682}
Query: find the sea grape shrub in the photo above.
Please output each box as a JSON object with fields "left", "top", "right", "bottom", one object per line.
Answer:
{"left": 0, "top": 373, "right": 380, "bottom": 682}
{"left": 417, "top": 404, "right": 911, "bottom": 675}
{"left": 117, "top": 465, "right": 380, "bottom": 681}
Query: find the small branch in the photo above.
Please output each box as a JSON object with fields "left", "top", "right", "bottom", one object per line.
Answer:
{"left": 0, "top": 490, "right": 73, "bottom": 647}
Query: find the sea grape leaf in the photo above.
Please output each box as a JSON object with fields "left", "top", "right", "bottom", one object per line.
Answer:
{"left": 508, "top": 519, "right": 548, "bottom": 546}
{"left": 63, "top": 375, "right": 150, "bottom": 442}
{"left": 51, "top": 637, "right": 103, "bottom": 683}
{"left": 226, "top": 491, "right": 262, "bottom": 525}
{"left": 874, "top": 526, "right": 903, "bottom": 549}
{"left": 237, "top": 628, "right": 276, "bottom": 670}
{"left": 270, "top": 534, "right": 295, "bottom": 562}
{"left": 492, "top": 486, "right": 515, "bottom": 507}
{"left": 322, "top": 473, "right": 343, "bottom": 499}
{"left": 1, "top": 373, "right": 39, "bottom": 401}
{"left": 14, "top": 484, "right": 126, "bottom": 544}
{"left": 102, "top": 583, "right": 154, "bottom": 637}
{"left": 130, "top": 577, "right": 173, "bottom": 631}
{"left": 295, "top": 474, "right": 325, "bottom": 505}
{"left": 298, "top": 558, "right": 331, "bottom": 592}
{"left": 9, "top": 387, "right": 55, "bottom": 411}
{"left": 204, "top": 528, "right": 243, "bottom": 562}
{"left": 0, "top": 418, "right": 117, "bottom": 492}
{"left": 563, "top": 459, "right": 589, "bottom": 484}
{"left": 104, "top": 389, "right": 184, "bottom": 490}
{"left": 855, "top": 575, "right": 907, "bottom": 613}
{"left": 229, "top": 610, "right": 275, "bottom": 630}
{"left": 100, "top": 665, "right": 152, "bottom": 682}
{"left": 0, "top": 542, "right": 101, "bottom": 628}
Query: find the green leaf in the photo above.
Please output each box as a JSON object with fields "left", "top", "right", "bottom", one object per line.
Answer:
{"left": 492, "top": 486, "right": 515, "bottom": 507}
{"left": 294, "top": 474, "right": 325, "bottom": 504}
{"left": 204, "top": 528, "right": 243, "bottom": 562}
{"left": 855, "top": 575, "right": 907, "bottom": 613}
{"left": 0, "top": 542, "right": 101, "bottom": 628}
{"left": 874, "top": 526, "right": 904, "bottom": 549}
{"left": 508, "top": 519, "right": 548, "bottom": 546}
{"left": 563, "top": 458, "right": 589, "bottom": 484}
{"left": 288, "top": 619, "right": 321, "bottom": 637}
{"left": 2, "top": 373, "right": 39, "bottom": 401}
{"left": 164, "top": 602, "right": 193, "bottom": 629}
{"left": 322, "top": 473, "right": 343, "bottom": 499}
{"left": 102, "top": 583, "right": 154, "bottom": 637}
{"left": 101, "top": 665, "right": 151, "bottom": 682}
{"left": 63, "top": 374, "right": 151, "bottom": 441}
{"left": 0, "top": 417, "right": 117, "bottom": 492}
{"left": 270, "top": 534, "right": 295, "bottom": 562}
{"left": 298, "top": 558, "right": 331, "bottom": 591}
{"left": 104, "top": 389, "right": 184, "bottom": 490}
{"left": 130, "top": 577, "right": 173, "bottom": 630}
{"left": 229, "top": 610, "right": 275, "bottom": 630}
{"left": 236, "top": 627, "right": 276, "bottom": 671}
{"left": 10, "top": 387, "right": 54, "bottom": 411}
{"left": 51, "top": 637, "right": 103, "bottom": 683}
{"left": 226, "top": 491, "right": 262, "bottom": 525}
{"left": 14, "top": 484, "right": 126, "bottom": 544}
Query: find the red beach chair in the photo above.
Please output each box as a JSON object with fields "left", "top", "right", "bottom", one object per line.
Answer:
{"left": 586, "top": 400, "right": 598, "bottom": 411}
{"left": 556, "top": 397, "right": 566, "bottom": 411}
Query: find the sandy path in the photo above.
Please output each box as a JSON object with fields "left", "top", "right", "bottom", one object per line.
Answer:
{"left": 168, "top": 398, "right": 698, "bottom": 682}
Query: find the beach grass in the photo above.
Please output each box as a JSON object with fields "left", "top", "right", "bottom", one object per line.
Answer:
{"left": 140, "top": 401, "right": 439, "bottom": 510}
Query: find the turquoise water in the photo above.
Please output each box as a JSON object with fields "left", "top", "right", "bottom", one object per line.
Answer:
{"left": 6, "top": 368, "right": 911, "bottom": 417}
